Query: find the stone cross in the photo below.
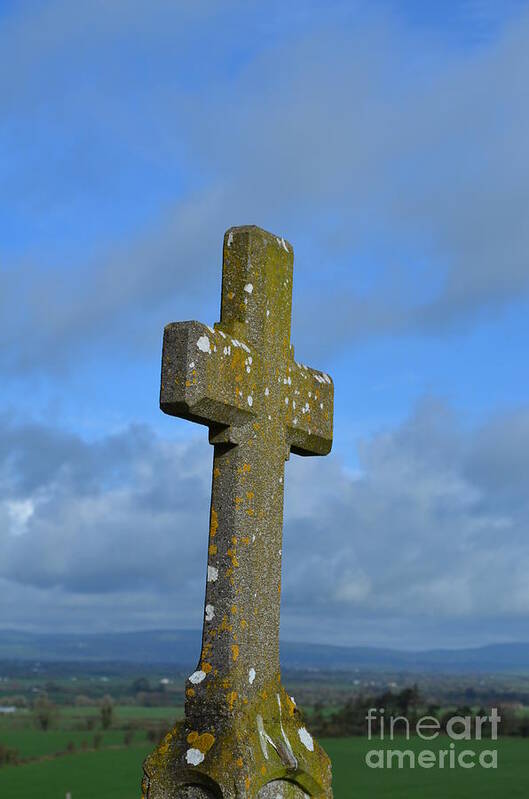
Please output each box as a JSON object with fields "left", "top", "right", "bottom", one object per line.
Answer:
{"left": 143, "top": 226, "right": 334, "bottom": 799}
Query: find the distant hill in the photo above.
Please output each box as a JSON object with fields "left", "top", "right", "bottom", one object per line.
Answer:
{"left": 1, "top": 630, "right": 529, "bottom": 673}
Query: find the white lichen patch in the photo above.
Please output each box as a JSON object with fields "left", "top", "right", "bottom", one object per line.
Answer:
{"left": 227, "top": 231, "right": 234, "bottom": 247}
{"left": 257, "top": 715, "right": 278, "bottom": 760}
{"left": 264, "top": 387, "right": 269, "bottom": 396}
{"left": 277, "top": 694, "right": 297, "bottom": 768}
{"left": 244, "top": 283, "right": 253, "bottom": 294}
{"left": 189, "top": 361, "right": 195, "bottom": 369}
{"left": 207, "top": 565, "right": 218, "bottom": 582}
{"left": 298, "top": 727, "right": 314, "bottom": 751}
{"left": 205, "top": 604, "right": 215, "bottom": 622}
{"left": 186, "top": 747, "right": 205, "bottom": 765}
{"left": 247, "top": 395, "right": 253, "bottom": 407}
{"left": 188, "top": 670, "right": 206, "bottom": 685}
{"left": 196, "top": 335, "right": 211, "bottom": 353}
{"left": 249, "top": 667, "right": 256, "bottom": 685}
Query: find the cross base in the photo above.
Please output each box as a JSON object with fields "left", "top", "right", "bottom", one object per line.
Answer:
{"left": 142, "top": 683, "right": 333, "bottom": 799}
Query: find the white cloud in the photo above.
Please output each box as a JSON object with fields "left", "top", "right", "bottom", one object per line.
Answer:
{"left": 1, "top": 400, "right": 528, "bottom": 646}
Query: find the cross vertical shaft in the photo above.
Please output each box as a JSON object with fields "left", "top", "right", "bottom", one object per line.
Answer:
{"left": 144, "top": 226, "right": 334, "bottom": 799}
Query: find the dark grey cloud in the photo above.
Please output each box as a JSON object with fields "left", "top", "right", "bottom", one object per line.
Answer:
{"left": 1, "top": 401, "right": 528, "bottom": 646}
{"left": 1, "top": 2, "right": 529, "bottom": 374}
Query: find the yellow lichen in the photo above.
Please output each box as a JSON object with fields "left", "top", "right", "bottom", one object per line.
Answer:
{"left": 195, "top": 732, "right": 215, "bottom": 753}
{"left": 285, "top": 694, "right": 296, "bottom": 716}
{"left": 210, "top": 508, "right": 218, "bottom": 537}
{"left": 220, "top": 616, "right": 232, "bottom": 633}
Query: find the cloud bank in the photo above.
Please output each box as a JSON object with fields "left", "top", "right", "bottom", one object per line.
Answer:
{"left": 1, "top": 1, "right": 529, "bottom": 373}
{"left": 2, "top": 399, "right": 528, "bottom": 647}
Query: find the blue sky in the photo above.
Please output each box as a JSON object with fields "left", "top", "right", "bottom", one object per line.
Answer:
{"left": 1, "top": 0, "right": 529, "bottom": 649}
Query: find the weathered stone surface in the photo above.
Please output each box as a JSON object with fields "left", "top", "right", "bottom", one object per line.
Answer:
{"left": 258, "top": 780, "right": 309, "bottom": 798}
{"left": 143, "top": 226, "right": 334, "bottom": 798}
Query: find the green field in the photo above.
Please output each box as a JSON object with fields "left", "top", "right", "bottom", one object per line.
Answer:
{"left": 0, "top": 736, "right": 527, "bottom": 798}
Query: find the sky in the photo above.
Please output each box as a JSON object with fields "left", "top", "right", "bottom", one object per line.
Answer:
{"left": 1, "top": 0, "right": 529, "bottom": 650}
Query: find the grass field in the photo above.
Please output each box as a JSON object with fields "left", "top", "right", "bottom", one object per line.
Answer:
{"left": 0, "top": 736, "right": 527, "bottom": 798}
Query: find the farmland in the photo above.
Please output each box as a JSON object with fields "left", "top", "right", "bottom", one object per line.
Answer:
{"left": 1, "top": 662, "right": 528, "bottom": 797}
{"left": 0, "top": 729, "right": 527, "bottom": 798}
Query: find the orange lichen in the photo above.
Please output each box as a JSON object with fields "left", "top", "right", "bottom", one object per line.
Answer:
{"left": 231, "top": 644, "right": 240, "bottom": 662}
{"left": 209, "top": 544, "right": 218, "bottom": 556}
{"left": 226, "top": 691, "right": 238, "bottom": 710}
{"left": 201, "top": 662, "right": 213, "bottom": 674}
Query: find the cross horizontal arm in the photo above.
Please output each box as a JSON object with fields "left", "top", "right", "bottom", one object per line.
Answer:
{"left": 285, "top": 360, "right": 334, "bottom": 456}
{"left": 160, "top": 321, "right": 260, "bottom": 435}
